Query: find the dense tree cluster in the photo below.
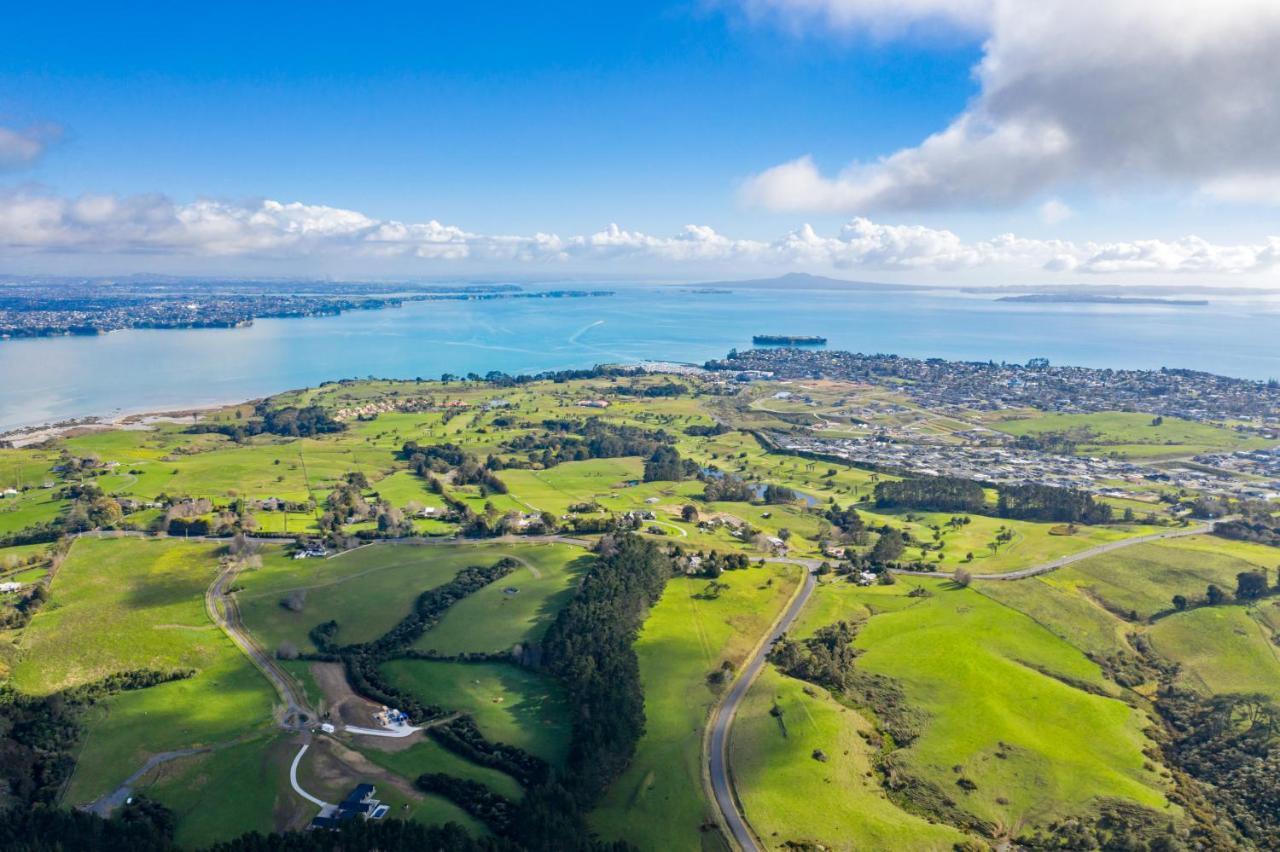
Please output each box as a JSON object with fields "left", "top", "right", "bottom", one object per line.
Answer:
{"left": 642, "top": 446, "right": 694, "bottom": 482}
{"left": 426, "top": 716, "right": 548, "bottom": 787}
{"left": 824, "top": 503, "right": 866, "bottom": 534}
{"left": 683, "top": 422, "right": 728, "bottom": 437}
{"left": 1157, "top": 691, "right": 1280, "bottom": 848}
{"left": 1216, "top": 518, "right": 1280, "bottom": 548}
{"left": 683, "top": 549, "right": 750, "bottom": 577}
{"left": 874, "top": 476, "right": 987, "bottom": 513}
{"left": 761, "top": 483, "right": 797, "bottom": 504}
{"left": 702, "top": 474, "right": 756, "bottom": 503}
{"left": 416, "top": 774, "right": 515, "bottom": 835}
{"left": 1012, "top": 429, "right": 1093, "bottom": 455}
{"left": 190, "top": 404, "right": 343, "bottom": 441}
{"left": 768, "top": 622, "right": 861, "bottom": 692}
{"left": 997, "top": 483, "right": 1113, "bottom": 524}
{"left": 541, "top": 534, "right": 674, "bottom": 804}
{"left": 499, "top": 419, "right": 673, "bottom": 470}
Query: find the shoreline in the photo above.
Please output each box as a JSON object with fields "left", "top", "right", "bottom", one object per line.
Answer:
{"left": 0, "top": 400, "right": 247, "bottom": 448}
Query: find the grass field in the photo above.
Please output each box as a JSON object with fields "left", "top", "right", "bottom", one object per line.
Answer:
{"left": 1148, "top": 604, "right": 1280, "bottom": 699}
{"left": 6, "top": 537, "right": 276, "bottom": 805}
{"left": 733, "top": 666, "right": 966, "bottom": 851}
{"left": 381, "top": 659, "right": 572, "bottom": 764}
{"left": 131, "top": 734, "right": 296, "bottom": 848}
{"left": 359, "top": 735, "right": 524, "bottom": 801}
{"left": 773, "top": 578, "right": 1170, "bottom": 835}
{"left": 237, "top": 542, "right": 559, "bottom": 655}
{"left": 590, "top": 563, "right": 801, "bottom": 850}
{"left": 412, "top": 544, "right": 590, "bottom": 656}
{"left": 991, "top": 411, "right": 1276, "bottom": 458}
{"left": 1045, "top": 536, "right": 1276, "bottom": 620}
{"left": 865, "top": 509, "right": 1161, "bottom": 573}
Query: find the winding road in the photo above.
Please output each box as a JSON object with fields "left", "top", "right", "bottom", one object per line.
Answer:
{"left": 706, "top": 562, "right": 817, "bottom": 852}
{"left": 704, "top": 521, "right": 1223, "bottom": 850}
{"left": 896, "top": 520, "right": 1220, "bottom": 581}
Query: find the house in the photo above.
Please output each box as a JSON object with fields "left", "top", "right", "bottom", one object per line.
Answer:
{"left": 0, "top": 487, "right": 16, "bottom": 498}
{"left": 575, "top": 399, "right": 610, "bottom": 408}
{"left": 310, "top": 783, "right": 389, "bottom": 830}
{"left": 0, "top": 582, "right": 22, "bottom": 593}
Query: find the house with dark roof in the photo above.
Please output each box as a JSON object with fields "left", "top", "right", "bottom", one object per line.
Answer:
{"left": 309, "top": 783, "right": 389, "bottom": 830}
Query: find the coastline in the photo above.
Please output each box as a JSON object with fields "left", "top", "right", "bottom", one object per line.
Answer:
{"left": 0, "top": 400, "right": 246, "bottom": 448}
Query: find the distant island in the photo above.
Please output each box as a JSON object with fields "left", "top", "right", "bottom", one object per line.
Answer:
{"left": 0, "top": 281, "right": 614, "bottom": 340}
{"left": 753, "top": 334, "right": 827, "bottom": 346}
{"left": 996, "top": 294, "right": 1209, "bottom": 306}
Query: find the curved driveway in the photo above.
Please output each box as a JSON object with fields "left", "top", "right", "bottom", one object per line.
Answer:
{"left": 206, "top": 559, "right": 314, "bottom": 728}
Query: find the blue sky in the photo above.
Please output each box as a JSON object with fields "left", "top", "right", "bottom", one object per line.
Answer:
{"left": 2, "top": 1, "right": 1279, "bottom": 282}
{"left": 3, "top": 3, "right": 979, "bottom": 233}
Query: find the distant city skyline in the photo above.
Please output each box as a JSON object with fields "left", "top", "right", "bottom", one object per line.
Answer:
{"left": 3, "top": 1, "right": 1280, "bottom": 284}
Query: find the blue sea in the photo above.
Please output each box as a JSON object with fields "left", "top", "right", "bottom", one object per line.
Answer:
{"left": 2, "top": 285, "right": 1279, "bottom": 431}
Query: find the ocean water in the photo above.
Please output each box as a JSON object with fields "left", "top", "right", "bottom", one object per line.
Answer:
{"left": 2, "top": 285, "right": 1279, "bottom": 431}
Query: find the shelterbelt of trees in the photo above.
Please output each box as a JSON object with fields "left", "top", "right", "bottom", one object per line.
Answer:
{"left": 873, "top": 474, "right": 1114, "bottom": 524}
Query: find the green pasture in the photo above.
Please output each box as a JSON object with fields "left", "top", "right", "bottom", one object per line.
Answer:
{"left": 992, "top": 411, "right": 1275, "bottom": 458}
{"left": 6, "top": 537, "right": 276, "bottom": 804}
{"left": 590, "top": 563, "right": 801, "bottom": 850}
{"left": 413, "top": 544, "right": 590, "bottom": 656}
{"left": 381, "top": 659, "right": 571, "bottom": 764}
{"left": 130, "top": 734, "right": 290, "bottom": 848}
{"left": 1148, "top": 604, "right": 1280, "bottom": 699}
{"left": 1045, "top": 536, "right": 1276, "bottom": 620}
{"left": 359, "top": 735, "right": 524, "bottom": 800}
{"left": 237, "top": 542, "right": 546, "bottom": 654}
{"left": 816, "top": 578, "right": 1169, "bottom": 833}
{"left": 734, "top": 666, "right": 966, "bottom": 851}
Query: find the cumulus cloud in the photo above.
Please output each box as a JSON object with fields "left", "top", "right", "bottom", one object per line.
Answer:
{"left": 740, "top": 0, "right": 1280, "bottom": 212}
{"left": 0, "top": 124, "right": 61, "bottom": 171}
{"left": 2, "top": 187, "right": 1279, "bottom": 279}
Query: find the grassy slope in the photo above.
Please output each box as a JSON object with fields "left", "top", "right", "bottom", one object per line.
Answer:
{"left": 590, "top": 563, "right": 801, "bottom": 851}
{"left": 413, "top": 545, "right": 590, "bottom": 656}
{"left": 237, "top": 543, "right": 545, "bottom": 654}
{"left": 1148, "top": 603, "right": 1280, "bottom": 699}
{"left": 795, "top": 579, "right": 1168, "bottom": 835}
{"left": 381, "top": 659, "right": 572, "bottom": 764}
{"left": 132, "top": 734, "right": 295, "bottom": 848}
{"left": 734, "top": 666, "right": 965, "bottom": 851}
{"left": 8, "top": 537, "right": 275, "bottom": 804}
{"left": 1045, "top": 536, "right": 1278, "bottom": 620}
{"left": 991, "top": 411, "right": 1275, "bottom": 458}
{"left": 360, "top": 736, "right": 524, "bottom": 801}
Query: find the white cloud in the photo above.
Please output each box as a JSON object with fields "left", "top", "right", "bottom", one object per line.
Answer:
{"left": 1039, "top": 199, "right": 1072, "bottom": 225}
{"left": 2, "top": 187, "right": 1280, "bottom": 280}
{"left": 734, "top": 0, "right": 991, "bottom": 38}
{"left": 740, "top": 0, "right": 1280, "bottom": 212}
{"left": 0, "top": 124, "right": 61, "bottom": 171}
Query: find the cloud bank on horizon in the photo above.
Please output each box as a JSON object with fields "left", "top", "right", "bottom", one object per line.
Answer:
{"left": 2, "top": 188, "right": 1279, "bottom": 279}
{"left": 740, "top": 0, "right": 1280, "bottom": 212}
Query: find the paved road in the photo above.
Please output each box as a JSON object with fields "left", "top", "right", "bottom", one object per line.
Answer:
{"left": 896, "top": 521, "right": 1219, "bottom": 581}
{"left": 706, "top": 563, "right": 817, "bottom": 852}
